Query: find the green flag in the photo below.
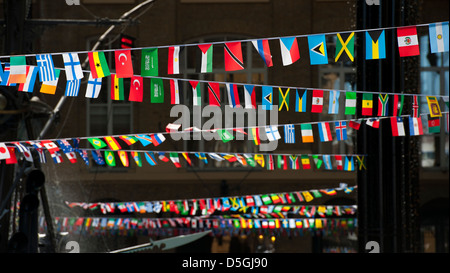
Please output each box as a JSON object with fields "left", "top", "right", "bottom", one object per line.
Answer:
{"left": 345, "top": 91, "right": 357, "bottom": 115}
{"left": 312, "top": 155, "right": 323, "bottom": 169}
{"left": 88, "top": 138, "right": 107, "bottom": 149}
{"left": 104, "top": 150, "right": 116, "bottom": 167}
{"left": 216, "top": 129, "right": 234, "bottom": 143}
{"left": 150, "top": 78, "right": 164, "bottom": 103}
{"left": 141, "top": 48, "right": 158, "bottom": 76}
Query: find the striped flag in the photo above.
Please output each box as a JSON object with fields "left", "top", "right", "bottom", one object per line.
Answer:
{"left": 251, "top": 127, "right": 261, "bottom": 145}
{"left": 397, "top": 26, "right": 420, "bottom": 57}
{"left": 300, "top": 124, "right": 314, "bottom": 143}
{"left": 323, "top": 155, "right": 332, "bottom": 170}
{"left": 190, "top": 81, "right": 201, "bottom": 106}
{"left": 207, "top": 82, "right": 221, "bottom": 106}
{"left": 226, "top": 83, "right": 240, "bottom": 108}
{"left": 150, "top": 133, "right": 166, "bottom": 146}
{"left": 104, "top": 136, "right": 122, "bottom": 150}
{"left": 64, "top": 79, "right": 81, "bottom": 97}
{"left": 9, "top": 56, "right": 27, "bottom": 83}
{"left": 110, "top": 74, "right": 124, "bottom": 100}
{"left": 392, "top": 94, "right": 404, "bottom": 116}
{"left": 251, "top": 39, "right": 273, "bottom": 67}
{"left": 377, "top": 94, "right": 389, "bottom": 116}
{"left": 244, "top": 85, "right": 256, "bottom": 109}
{"left": 62, "top": 53, "right": 84, "bottom": 80}
{"left": 328, "top": 90, "right": 340, "bottom": 114}
{"left": 224, "top": 42, "right": 244, "bottom": 71}
{"left": 18, "top": 66, "right": 39, "bottom": 93}
{"left": 390, "top": 116, "right": 405, "bottom": 137}
{"left": 170, "top": 79, "right": 180, "bottom": 104}
{"left": 40, "top": 69, "right": 60, "bottom": 95}
{"left": 88, "top": 51, "right": 111, "bottom": 78}
{"left": 295, "top": 89, "right": 307, "bottom": 112}
{"left": 311, "top": 90, "right": 324, "bottom": 113}
{"left": 36, "top": 54, "right": 56, "bottom": 82}
{"left": 345, "top": 91, "right": 357, "bottom": 115}
{"left": 284, "top": 124, "right": 295, "bottom": 144}
{"left": 168, "top": 46, "right": 181, "bottom": 74}
{"left": 429, "top": 22, "right": 449, "bottom": 53}
{"left": 197, "top": 44, "right": 213, "bottom": 73}
{"left": 279, "top": 37, "right": 300, "bottom": 66}
{"left": 408, "top": 116, "right": 424, "bottom": 136}
{"left": 344, "top": 156, "right": 354, "bottom": 171}
{"left": 318, "top": 122, "right": 333, "bottom": 142}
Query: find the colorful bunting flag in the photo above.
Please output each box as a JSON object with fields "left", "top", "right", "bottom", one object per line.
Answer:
{"left": 278, "top": 88, "right": 290, "bottom": 111}
{"left": 9, "top": 56, "right": 27, "bottom": 83}
{"left": 392, "top": 94, "right": 404, "bottom": 116}
{"left": 429, "top": 22, "right": 449, "bottom": 53}
{"left": 252, "top": 39, "right": 273, "bottom": 67}
{"left": 40, "top": 69, "right": 60, "bottom": 95}
{"left": 207, "top": 82, "right": 221, "bottom": 107}
{"left": 110, "top": 74, "right": 124, "bottom": 101}
{"left": 279, "top": 37, "right": 300, "bottom": 66}
{"left": 426, "top": 96, "right": 442, "bottom": 117}
{"left": 300, "top": 155, "right": 311, "bottom": 169}
{"left": 390, "top": 116, "right": 405, "bottom": 136}
{"left": 328, "top": 90, "right": 340, "bottom": 114}
{"left": 344, "top": 156, "right": 354, "bottom": 171}
{"left": 344, "top": 91, "right": 357, "bottom": 115}
{"left": 311, "top": 90, "right": 324, "bottom": 113}
{"left": 365, "top": 30, "right": 386, "bottom": 60}
{"left": 408, "top": 116, "right": 424, "bottom": 136}
{"left": 88, "top": 51, "right": 110, "bottom": 78}
{"left": 428, "top": 116, "right": 440, "bottom": 133}
{"left": 262, "top": 86, "right": 273, "bottom": 110}
{"left": 115, "top": 50, "right": 134, "bottom": 78}
{"left": 170, "top": 79, "right": 180, "bottom": 104}
{"left": 318, "top": 122, "right": 333, "bottom": 142}
{"left": 104, "top": 151, "right": 116, "bottom": 167}
{"left": 335, "top": 121, "right": 347, "bottom": 141}
{"left": 265, "top": 126, "right": 281, "bottom": 141}
{"left": 150, "top": 78, "right": 164, "bottom": 103}
{"left": 18, "top": 66, "right": 38, "bottom": 93}
{"left": 168, "top": 46, "right": 181, "bottom": 75}
{"left": 197, "top": 44, "right": 213, "bottom": 73}
{"left": 129, "top": 75, "right": 144, "bottom": 102}
{"left": 85, "top": 73, "right": 103, "bottom": 99}
{"left": 88, "top": 138, "right": 107, "bottom": 149}
{"left": 64, "top": 79, "right": 81, "bottom": 97}
{"left": 226, "top": 83, "right": 240, "bottom": 108}
{"left": 377, "top": 94, "right": 389, "bottom": 116}
{"left": 36, "top": 54, "right": 56, "bottom": 82}
{"left": 284, "top": 124, "right": 295, "bottom": 144}
{"left": 244, "top": 85, "right": 256, "bottom": 109}
{"left": 300, "top": 124, "right": 314, "bottom": 143}
{"left": 62, "top": 53, "right": 84, "bottom": 81}
{"left": 397, "top": 26, "right": 420, "bottom": 57}
{"left": 335, "top": 32, "right": 355, "bottom": 62}
{"left": 190, "top": 81, "right": 201, "bottom": 106}
{"left": 118, "top": 151, "right": 129, "bottom": 167}
{"left": 104, "top": 136, "right": 122, "bottom": 151}
{"left": 308, "top": 34, "right": 328, "bottom": 65}
{"left": 362, "top": 93, "right": 373, "bottom": 116}
{"left": 141, "top": 48, "right": 158, "bottom": 76}
{"left": 224, "top": 42, "right": 244, "bottom": 71}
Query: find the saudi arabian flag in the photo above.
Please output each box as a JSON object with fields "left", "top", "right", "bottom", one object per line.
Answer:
{"left": 141, "top": 48, "right": 158, "bottom": 76}
{"left": 104, "top": 150, "right": 116, "bottom": 167}
{"left": 151, "top": 78, "right": 164, "bottom": 103}
{"left": 87, "top": 138, "right": 107, "bottom": 149}
{"left": 197, "top": 44, "right": 213, "bottom": 73}
{"left": 345, "top": 91, "right": 357, "bottom": 115}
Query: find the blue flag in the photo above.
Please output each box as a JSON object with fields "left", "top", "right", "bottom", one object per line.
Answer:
{"left": 429, "top": 22, "right": 449, "bottom": 53}
{"left": 307, "top": 34, "right": 328, "bottom": 65}
{"left": 262, "top": 86, "right": 273, "bottom": 110}
{"left": 91, "top": 150, "right": 105, "bottom": 165}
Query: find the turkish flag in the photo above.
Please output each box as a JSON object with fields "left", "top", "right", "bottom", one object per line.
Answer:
{"left": 129, "top": 76, "right": 143, "bottom": 102}
{"left": 114, "top": 50, "right": 134, "bottom": 78}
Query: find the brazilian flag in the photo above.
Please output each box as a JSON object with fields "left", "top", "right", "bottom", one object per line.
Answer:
{"left": 87, "top": 137, "right": 106, "bottom": 149}
{"left": 104, "top": 150, "right": 116, "bottom": 167}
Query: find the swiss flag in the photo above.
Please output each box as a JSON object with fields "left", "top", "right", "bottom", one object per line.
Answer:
{"left": 114, "top": 50, "right": 134, "bottom": 78}
{"left": 128, "top": 76, "right": 143, "bottom": 102}
{"left": 397, "top": 27, "right": 420, "bottom": 57}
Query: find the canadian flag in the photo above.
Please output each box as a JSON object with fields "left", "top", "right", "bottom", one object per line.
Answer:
{"left": 397, "top": 27, "right": 420, "bottom": 57}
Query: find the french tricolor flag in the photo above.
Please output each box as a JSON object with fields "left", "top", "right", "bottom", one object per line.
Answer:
{"left": 279, "top": 37, "right": 300, "bottom": 66}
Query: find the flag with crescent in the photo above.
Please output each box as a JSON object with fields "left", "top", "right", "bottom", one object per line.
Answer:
{"left": 129, "top": 76, "right": 143, "bottom": 102}
{"left": 114, "top": 50, "right": 134, "bottom": 78}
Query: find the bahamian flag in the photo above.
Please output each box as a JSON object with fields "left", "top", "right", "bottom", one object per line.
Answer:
{"left": 262, "top": 86, "right": 273, "bottom": 110}
{"left": 366, "top": 30, "right": 386, "bottom": 60}
{"left": 295, "top": 89, "right": 307, "bottom": 112}
{"left": 308, "top": 35, "right": 328, "bottom": 65}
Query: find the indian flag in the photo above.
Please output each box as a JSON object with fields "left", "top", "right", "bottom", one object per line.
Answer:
{"left": 88, "top": 51, "right": 110, "bottom": 78}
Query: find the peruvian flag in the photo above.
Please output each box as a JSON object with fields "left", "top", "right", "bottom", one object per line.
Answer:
{"left": 397, "top": 27, "right": 420, "bottom": 57}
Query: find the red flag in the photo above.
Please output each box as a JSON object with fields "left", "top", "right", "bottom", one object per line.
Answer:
{"left": 397, "top": 27, "right": 420, "bottom": 57}
{"left": 311, "top": 89, "right": 324, "bottom": 113}
{"left": 170, "top": 79, "right": 180, "bottom": 104}
{"left": 207, "top": 82, "right": 221, "bottom": 106}
{"left": 129, "top": 76, "right": 143, "bottom": 102}
{"left": 114, "top": 50, "right": 134, "bottom": 78}
{"left": 5, "top": 147, "right": 17, "bottom": 164}
{"left": 349, "top": 119, "right": 361, "bottom": 130}
{"left": 224, "top": 42, "right": 244, "bottom": 71}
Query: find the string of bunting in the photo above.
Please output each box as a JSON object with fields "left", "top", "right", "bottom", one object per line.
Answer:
{"left": 65, "top": 183, "right": 357, "bottom": 215}
{"left": 41, "top": 216, "right": 358, "bottom": 236}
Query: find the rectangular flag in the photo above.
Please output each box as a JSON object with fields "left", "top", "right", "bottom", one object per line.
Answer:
{"left": 110, "top": 74, "right": 124, "bottom": 100}
{"left": 197, "top": 44, "right": 213, "bottom": 73}
{"left": 141, "top": 48, "right": 158, "bottom": 76}
{"left": 9, "top": 56, "right": 27, "bottom": 83}
{"left": 311, "top": 89, "right": 324, "bottom": 113}
{"left": 170, "top": 79, "right": 180, "bottom": 104}
{"left": 40, "top": 69, "right": 60, "bottom": 95}
{"left": 284, "top": 124, "right": 295, "bottom": 144}
{"left": 88, "top": 137, "right": 107, "bottom": 149}
{"left": 279, "top": 37, "right": 300, "bottom": 66}
{"left": 62, "top": 53, "right": 84, "bottom": 81}
{"left": 129, "top": 76, "right": 144, "bottom": 102}
{"left": 36, "top": 54, "right": 56, "bottom": 82}
{"left": 392, "top": 94, "right": 404, "bottom": 116}
{"left": 428, "top": 116, "right": 440, "bottom": 133}
{"left": 252, "top": 39, "right": 273, "bottom": 67}
{"left": 64, "top": 79, "right": 81, "bottom": 97}
{"left": 265, "top": 126, "right": 281, "bottom": 141}
{"left": 150, "top": 133, "right": 166, "bottom": 146}
{"left": 88, "top": 51, "right": 111, "bottom": 78}
{"left": 308, "top": 34, "right": 328, "bottom": 65}
{"left": 335, "top": 121, "right": 347, "bottom": 141}
{"left": 295, "top": 89, "right": 307, "bottom": 112}
{"left": 345, "top": 91, "right": 357, "bottom": 115}
{"left": 366, "top": 117, "right": 380, "bottom": 128}
{"left": 278, "top": 88, "right": 290, "bottom": 111}
{"left": 335, "top": 32, "right": 355, "bottom": 62}
{"left": 427, "top": 96, "right": 442, "bottom": 117}
{"left": 328, "top": 90, "right": 340, "bottom": 114}
{"left": 409, "top": 116, "right": 424, "bottom": 136}
{"left": 289, "top": 155, "right": 299, "bottom": 170}
{"left": 224, "top": 42, "right": 244, "bottom": 71}
{"left": 365, "top": 30, "right": 386, "bottom": 60}
{"left": 130, "top": 151, "right": 142, "bottom": 167}
{"left": 169, "top": 153, "right": 181, "bottom": 168}
{"left": 0, "top": 143, "right": 11, "bottom": 160}
{"left": 318, "top": 122, "right": 333, "bottom": 142}
{"left": 391, "top": 116, "right": 405, "bottom": 136}
{"left": 0, "top": 63, "right": 15, "bottom": 86}
{"left": 119, "top": 135, "right": 137, "bottom": 145}
{"left": 429, "top": 22, "right": 449, "bottom": 53}
{"left": 251, "top": 127, "right": 261, "bottom": 145}
{"left": 104, "top": 136, "right": 122, "bottom": 150}
{"left": 18, "top": 66, "right": 38, "bottom": 93}
{"left": 362, "top": 93, "right": 373, "bottom": 116}
{"left": 118, "top": 151, "right": 129, "bottom": 167}
{"left": 190, "top": 81, "right": 201, "bottom": 106}
{"left": 85, "top": 72, "right": 102, "bottom": 99}
{"left": 377, "top": 94, "right": 389, "bottom": 116}
{"left": 344, "top": 156, "right": 354, "bottom": 171}
{"left": 244, "top": 85, "right": 256, "bottom": 109}
{"left": 300, "top": 124, "right": 314, "bottom": 143}
{"left": 207, "top": 82, "right": 221, "bottom": 106}
{"left": 150, "top": 78, "right": 164, "bottom": 103}
{"left": 349, "top": 119, "right": 362, "bottom": 130}
{"left": 168, "top": 46, "right": 181, "bottom": 75}
{"left": 262, "top": 86, "right": 273, "bottom": 110}
{"left": 91, "top": 150, "right": 105, "bottom": 165}
{"left": 104, "top": 151, "right": 116, "bottom": 167}
{"left": 335, "top": 155, "right": 343, "bottom": 170}
{"left": 115, "top": 50, "right": 134, "bottom": 78}
{"left": 323, "top": 155, "right": 332, "bottom": 170}
{"left": 412, "top": 95, "right": 420, "bottom": 117}
{"left": 397, "top": 26, "right": 420, "bottom": 57}
{"left": 312, "top": 155, "right": 323, "bottom": 169}
{"left": 300, "top": 155, "right": 311, "bottom": 169}
{"left": 226, "top": 83, "right": 240, "bottom": 108}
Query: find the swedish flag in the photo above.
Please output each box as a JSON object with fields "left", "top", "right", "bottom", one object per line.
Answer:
{"left": 365, "top": 30, "right": 386, "bottom": 60}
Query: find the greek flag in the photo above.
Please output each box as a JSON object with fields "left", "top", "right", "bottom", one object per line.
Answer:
{"left": 284, "top": 124, "right": 295, "bottom": 143}
{"left": 65, "top": 79, "right": 81, "bottom": 97}
{"left": 36, "top": 54, "right": 56, "bottom": 82}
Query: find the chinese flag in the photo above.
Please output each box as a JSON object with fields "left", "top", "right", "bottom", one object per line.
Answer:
{"left": 114, "top": 50, "right": 134, "bottom": 78}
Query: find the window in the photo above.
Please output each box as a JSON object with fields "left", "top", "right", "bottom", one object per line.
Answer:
{"left": 85, "top": 37, "right": 133, "bottom": 169}
{"left": 318, "top": 35, "right": 357, "bottom": 156}
{"left": 419, "top": 35, "right": 449, "bottom": 170}
{"left": 181, "top": 35, "right": 268, "bottom": 170}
